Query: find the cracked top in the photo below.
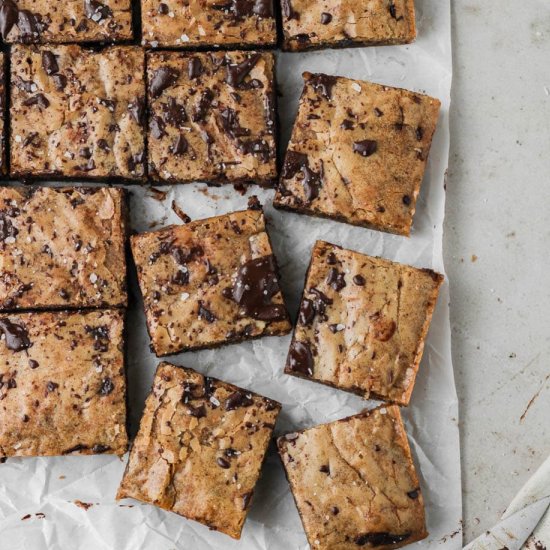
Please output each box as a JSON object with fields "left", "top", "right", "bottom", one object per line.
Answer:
{"left": 147, "top": 50, "right": 277, "bottom": 187}
{"left": 281, "top": 0, "right": 416, "bottom": 52}
{"left": 131, "top": 208, "right": 291, "bottom": 356}
{"left": 0, "top": 0, "right": 133, "bottom": 43}
{"left": 0, "top": 309, "right": 127, "bottom": 458}
{"left": 0, "top": 186, "right": 127, "bottom": 311}
{"left": 117, "top": 362, "right": 281, "bottom": 539}
{"left": 141, "top": 0, "right": 276, "bottom": 48}
{"left": 273, "top": 73, "right": 441, "bottom": 235}
{"left": 10, "top": 44, "right": 146, "bottom": 180}
{"left": 285, "top": 241, "right": 443, "bottom": 405}
{"left": 277, "top": 406, "right": 427, "bottom": 550}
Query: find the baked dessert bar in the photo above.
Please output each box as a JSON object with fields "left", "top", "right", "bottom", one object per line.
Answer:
{"left": 281, "top": 0, "right": 416, "bottom": 52}
{"left": 117, "top": 362, "right": 281, "bottom": 539}
{"left": 0, "top": 0, "right": 133, "bottom": 43}
{"left": 10, "top": 44, "right": 146, "bottom": 181}
{"left": 277, "top": 405, "right": 428, "bottom": 550}
{"left": 273, "top": 72, "right": 441, "bottom": 236}
{"left": 131, "top": 208, "right": 291, "bottom": 356}
{"left": 0, "top": 309, "right": 127, "bottom": 458}
{"left": 147, "top": 50, "right": 277, "bottom": 187}
{"left": 141, "top": 0, "right": 276, "bottom": 48}
{"left": 0, "top": 186, "right": 127, "bottom": 311}
{"left": 285, "top": 241, "right": 443, "bottom": 406}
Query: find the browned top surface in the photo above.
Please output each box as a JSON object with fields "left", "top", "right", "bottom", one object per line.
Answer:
{"left": 0, "top": 186, "right": 127, "bottom": 310}
{"left": 117, "top": 362, "right": 281, "bottom": 539}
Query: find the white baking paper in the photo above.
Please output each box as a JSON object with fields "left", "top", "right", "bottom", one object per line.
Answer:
{"left": 0, "top": 1, "right": 461, "bottom": 548}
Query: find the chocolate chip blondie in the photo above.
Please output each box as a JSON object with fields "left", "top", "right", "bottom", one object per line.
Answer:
{"left": 273, "top": 73, "right": 441, "bottom": 236}
{"left": 117, "top": 362, "right": 281, "bottom": 539}
{"left": 141, "top": 0, "right": 276, "bottom": 48}
{"left": 0, "top": 309, "right": 127, "bottom": 458}
{"left": 131, "top": 207, "right": 291, "bottom": 356}
{"left": 281, "top": 0, "right": 416, "bottom": 52}
{"left": 0, "top": 0, "right": 133, "bottom": 43}
{"left": 278, "top": 405, "right": 428, "bottom": 550}
{"left": 147, "top": 50, "right": 277, "bottom": 187}
{"left": 10, "top": 44, "right": 146, "bottom": 181}
{"left": 0, "top": 186, "right": 127, "bottom": 311}
{"left": 285, "top": 241, "right": 443, "bottom": 406}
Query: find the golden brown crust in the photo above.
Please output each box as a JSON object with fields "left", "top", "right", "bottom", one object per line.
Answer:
{"left": 141, "top": 0, "right": 276, "bottom": 48}
{"left": 10, "top": 45, "right": 146, "bottom": 181}
{"left": 0, "top": 309, "right": 128, "bottom": 458}
{"left": 285, "top": 241, "right": 443, "bottom": 406}
{"left": 0, "top": 186, "right": 127, "bottom": 311}
{"left": 277, "top": 406, "right": 428, "bottom": 550}
{"left": 131, "top": 208, "right": 291, "bottom": 356}
{"left": 281, "top": 0, "right": 416, "bottom": 52}
{"left": 147, "top": 50, "right": 277, "bottom": 187}
{"left": 0, "top": 0, "right": 133, "bottom": 43}
{"left": 273, "top": 73, "right": 441, "bottom": 236}
{"left": 117, "top": 362, "right": 281, "bottom": 539}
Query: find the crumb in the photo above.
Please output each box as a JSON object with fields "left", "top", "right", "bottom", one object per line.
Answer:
{"left": 74, "top": 500, "right": 94, "bottom": 511}
{"left": 471, "top": 254, "right": 478, "bottom": 262}
{"left": 149, "top": 187, "right": 168, "bottom": 201}
{"left": 171, "top": 201, "right": 191, "bottom": 223}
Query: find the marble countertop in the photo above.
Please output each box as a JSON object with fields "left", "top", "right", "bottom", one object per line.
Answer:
{"left": 446, "top": 0, "right": 550, "bottom": 542}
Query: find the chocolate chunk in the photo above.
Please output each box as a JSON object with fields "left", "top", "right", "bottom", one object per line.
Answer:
{"left": 29, "top": 359, "right": 39, "bottom": 369}
{"left": 219, "top": 107, "right": 250, "bottom": 139}
{"left": 331, "top": 506, "right": 340, "bottom": 515}
{"left": 247, "top": 195, "right": 262, "bottom": 210}
{"left": 63, "top": 444, "right": 88, "bottom": 454}
{"left": 326, "top": 268, "right": 346, "bottom": 291}
{"left": 22, "top": 94, "right": 50, "bottom": 109}
{"left": 353, "top": 140, "right": 378, "bottom": 157}
{"left": 309, "top": 74, "right": 338, "bottom": 101}
{"left": 42, "top": 51, "right": 59, "bottom": 75}
{"left": 188, "top": 57, "right": 203, "bottom": 80}
{"left": 46, "top": 381, "right": 59, "bottom": 393}
{"left": 85, "top": 0, "right": 113, "bottom": 23}
{"left": 353, "top": 274, "right": 366, "bottom": 286}
{"left": 320, "top": 12, "right": 332, "bottom": 24}
{"left": 0, "top": 318, "right": 31, "bottom": 352}
{"left": 157, "top": 2, "right": 169, "bottom": 14}
{"left": 281, "top": 0, "right": 298, "bottom": 20}
{"left": 162, "top": 96, "right": 187, "bottom": 126}
{"left": 128, "top": 97, "right": 146, "bottom": 126}
{"left": 416, "top": 127, "right": 424, "bottom": 141}
{"left": 225, "top": 390, "right": 253, "bottom": 411}
{"left": 17, "top": 10, "right": 44, "bottom": 42}
{"left": 187, "top": 403, "right": 206, "bottom": 418}
{"left": 287, "top": 340, "right": 313, "bottom": 376}
{"left": 52, "top": 74, "right": 67, "bottom": 91}
{"left": 0, "top": 212, "right": 18, "bottom": 241}
{"left": 402, "top": 195, "right": 411, "bottom": 206}
{"left": 282, "top": 151, "right": 322, "bottom": 202}
{"left": 242, "top": 491, "right": 253, "bottom": 510}
{"left": 198, "top": 302, "right": 216, "bottom": 323}
{"left": 407, "top": 489, "right": 420, "bottom": 499}
{"left": 192, "top": 89, "right": 214, "bottom": 122}
{"left": 340, "top": 119, "right": 354, "bottom": 130}
{"left": 231, "top": 0, "right": 273, "bottom": 18}
{"left": 354, "top": 532, "right": 411, "bottom": 547}
{"left": 226, "top": 54, "right": 260, "bottom": 88}
{"left": 0, "top": 0, "right": 18, "bottom": 39}
{"left": 388, "top": 1, "right": 397, "bottom": 19}
{"left": 172, "top": 268, "right": 189, "bottom": 286}
{"left": 229, "top": 255, "right": 286, "bottom": 322}
{"left": 92, "top": 444, "right": 111, "bottom": 453}
{"left": 99, "top": 377, "right": 114, "bottom": 396}
{"left": 150, "top": 66, "right": 179, "bottom": 99}
{"left": 298, "top": 298, "right": 315, "bottom": 326}
{"left": 171, "top": 134, "right": 189, "bottom": 156}
{"left": 85, "top": 325, "right": 110, "bottom": 352}
{"left": 150, "top": 116, "right": 167, "bottom": 139}
{"left": 319, "top": 464, "right": 330, "bottom": 474}
{"left": 217, "top": 457, "right": 230, "bottom": 469}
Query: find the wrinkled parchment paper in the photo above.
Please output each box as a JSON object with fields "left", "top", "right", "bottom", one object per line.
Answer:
{"left": 0, "top": 1, "right": 461, "bottom": 548}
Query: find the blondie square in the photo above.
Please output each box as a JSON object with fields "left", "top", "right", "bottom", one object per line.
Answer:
{"left": 10, "top": 44, "right": 146, "bottom": 181}
{"left": 131, "top": 208, "right": 291, "bottom": 356}
{"left": 147, "top": 50, "right": 277, "bottom": 187}
{"left": 0, "top": 309, "right": 127, "bottom": 458}
{"left": 0, "top": 0, "right": 133, "bottom": 43}
{"left": 141, "top": 0, "right": 276, "bottom": 48}
{"left": 273, "top": 73, "right": 441, "bottom": 236}
{"left": 0, "top": 186, "right": 127, "bottom": 311}
{"left": 117, "top": 362, "right": 281, "bottom": 539}
{"left": 277, "top": 406, "right": 428, "bottom": 550}
{"left": 285, "top": 241, "right": 443, "bottom": 405}
{"left": 281, "top": 0, "right": 416, "bottom": 52}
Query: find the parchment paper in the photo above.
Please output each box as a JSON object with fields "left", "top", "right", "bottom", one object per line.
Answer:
{"left": 0, "top": 1, "right": 461, "bottom": 548}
